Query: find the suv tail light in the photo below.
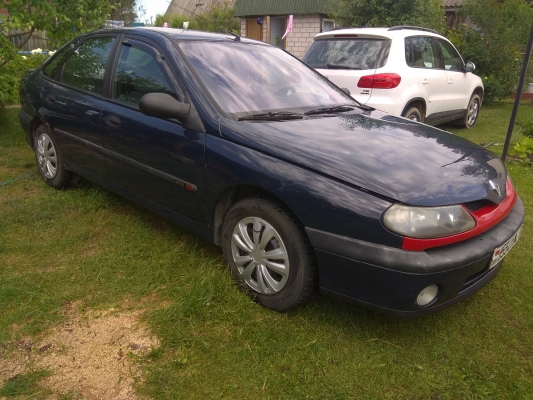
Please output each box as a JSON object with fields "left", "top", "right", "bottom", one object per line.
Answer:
{"left": 357, "top": 73, "right": 401, "bottom": 89}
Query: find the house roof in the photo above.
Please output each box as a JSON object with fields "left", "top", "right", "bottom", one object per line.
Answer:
{"left": 442, "top": 0, "right": 465, "bottom": 9}
{"left": 166, "top": 0, "right": 235, "bottom": 18}
{"left": 234, "top": 0, "right": 330, "bottom": 17}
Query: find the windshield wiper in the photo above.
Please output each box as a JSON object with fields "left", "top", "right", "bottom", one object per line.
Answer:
{"left": 238, "top": 112, "right": 303, "bottom": 121}
{"left": 304, "top": 105, "right": 355, "bottom": 115}
{"left": 326, "top": 63, "right": 363, "bottom": 70}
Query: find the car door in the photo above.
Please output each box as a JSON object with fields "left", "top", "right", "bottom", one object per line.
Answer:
{"left": 436, "top": 38, "right": 471, "bottom": 113}
{"left": 100, "top": 37, "right": 205, "bottom": 221}
{"left": 41, "top": 35, "right": 117, "bottom": 177}
{"left": 407, "top": 36, "right": 448, "bottom": 118}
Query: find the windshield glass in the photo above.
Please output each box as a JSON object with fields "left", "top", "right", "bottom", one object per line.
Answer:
{"left": 303, "top": 38, "right": 390, "bottom": 70}
{"left": 179, "top": 41, "right": 353, "bottom": 117}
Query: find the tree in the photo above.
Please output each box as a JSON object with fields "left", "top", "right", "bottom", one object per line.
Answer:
{"left": 0, "top": 0, "right": 112, "bottom": 67}
{"left": 448, "top": 0, "right": 533, "bottom": 101}
{"left": 327, "top": 0, "right": 446, "bottom": 33}
{"left": 156, "top": 1, "right": 239, "bottom": 34}
{"left": 108, "top": 0, "right": 146, "bottom": 26}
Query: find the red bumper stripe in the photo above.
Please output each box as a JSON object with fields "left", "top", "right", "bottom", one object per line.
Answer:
{"left": 402, "top": 179, "right": 517, "bottom": 251}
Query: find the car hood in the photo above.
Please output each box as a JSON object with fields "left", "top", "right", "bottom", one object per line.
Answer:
{"left": 220, "top": 111, "right": 507, "bottom": 206}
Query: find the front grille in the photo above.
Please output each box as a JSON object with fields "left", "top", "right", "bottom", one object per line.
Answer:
{"left": 462, "top": 199, "right": 492, "bottom": 213}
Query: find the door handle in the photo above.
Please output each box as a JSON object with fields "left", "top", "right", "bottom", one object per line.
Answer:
{"left": 448, "top": 79, "right": 454, "bottom": 84}
{"left": 422, "top": 79, "right": 429, "bottom": 85}
{"left": 104, "top": 114, "right": 121, "bottom": 128}
{"left": 45, "top": 94, "right": 56, "bottom": 104}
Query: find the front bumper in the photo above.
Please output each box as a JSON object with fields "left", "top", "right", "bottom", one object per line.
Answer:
{"left": 306, "top": 197, "right": 525, "bottom": 318}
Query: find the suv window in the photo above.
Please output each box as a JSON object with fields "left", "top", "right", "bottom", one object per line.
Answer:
{"left": 113, "top": 43, "right": 177, "bottom": 106}
{"left": 437, "top": 39, "right": 463, "bottom": 71}
{"left": 62, "top": 36, "right": 115, "bottom": 95}
{"left": 405, "top": 37, "right": 440, "bottom": 69}
{"left": 302, "top": 38, "right": 391, "bottom": 70}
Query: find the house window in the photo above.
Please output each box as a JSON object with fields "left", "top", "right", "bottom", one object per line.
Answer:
{"left": 322, "top": 19, "right": 335, "bottom": 32}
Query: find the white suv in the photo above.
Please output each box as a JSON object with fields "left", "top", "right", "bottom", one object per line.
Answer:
{"left": 302, "top": 26, "right": 484, "bottom": 128}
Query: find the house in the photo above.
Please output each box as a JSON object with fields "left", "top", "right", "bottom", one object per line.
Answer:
{"left": 443, "top": 0, "right": 468, "bottom": 29}
{"left": 164, "top": 0, "right": 235, "bottom": 20}
{"left": 234, "top": 0, "right": 332, "bottom": 59}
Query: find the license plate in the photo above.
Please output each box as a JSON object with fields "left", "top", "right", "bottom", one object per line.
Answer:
{"left": 489, "top": 225, "right": 523, "bottom": 269}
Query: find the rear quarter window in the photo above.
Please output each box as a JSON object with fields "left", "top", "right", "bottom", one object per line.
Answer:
{"left": 302, "top": 38, "right": 391, "bottom": 70}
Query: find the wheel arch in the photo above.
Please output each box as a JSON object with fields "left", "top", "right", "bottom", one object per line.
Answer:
{"left": 212, "top": 184, "right": 304, "bottom": 246}
{"left": 401, "top": 98, "right": 426, "bottom": 117}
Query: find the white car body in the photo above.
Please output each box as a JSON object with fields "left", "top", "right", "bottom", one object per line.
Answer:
{"left": 302, "top": 27, "right": 484, "bottom": 127}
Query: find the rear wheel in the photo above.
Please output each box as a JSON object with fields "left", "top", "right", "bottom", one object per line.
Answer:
{"left": 34, "top": 124, "right": 71, "bottom": 189}
{"left": 402, "top": 106, "right": 424, "bottom": 123}
{"left": 222, "top": 197, "right": 317, "bottom": 312}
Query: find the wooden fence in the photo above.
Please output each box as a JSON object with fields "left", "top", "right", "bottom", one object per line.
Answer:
{"left": 8, "top": 29, "right": 50, "bottom": 51}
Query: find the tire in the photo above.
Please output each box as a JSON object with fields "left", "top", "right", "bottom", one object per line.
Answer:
{"left": 462, "top": 93, "right": 481, "bottom": 129}
{"left": 402, "top": 106, "right": 424, "bottom": 123}
{"left": 221, "top": 197, "right": 317, "bottom": 312}
{"left": 34, "top": 124, "right": 72, "bottom": 189}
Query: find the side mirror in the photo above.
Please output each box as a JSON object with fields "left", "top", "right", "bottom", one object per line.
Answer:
{"left": 139, "top": 93, "right": 191, "bottom": 119}
{"left": 465, "top": 61, "right": 476, "bottom": 73}
{"left": 340, "top": 87, "right": 351, "bottom": 96}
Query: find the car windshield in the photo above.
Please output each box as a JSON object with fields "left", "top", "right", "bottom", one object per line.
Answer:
{"left": 303, "top": 38, "right": 391, "bottom": 70}
{"left": 179, "top": 41, "right": 353, "bottom": 118}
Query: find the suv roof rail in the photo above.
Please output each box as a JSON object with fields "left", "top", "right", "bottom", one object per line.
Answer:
{"left": 388, "top": 26, "right": 439, "bottom": 34}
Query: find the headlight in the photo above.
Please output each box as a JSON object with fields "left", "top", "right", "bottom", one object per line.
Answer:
{"left": 383, "top": 204, "right": 476, "bottom": 239}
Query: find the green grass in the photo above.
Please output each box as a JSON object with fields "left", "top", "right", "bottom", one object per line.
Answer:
{"left": 1, "top": 104, "right": 533, "bottom": 399}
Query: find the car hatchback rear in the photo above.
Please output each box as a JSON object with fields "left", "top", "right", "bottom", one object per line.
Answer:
{"left": 303, "top": 27, "right": 484, "bottom": 127}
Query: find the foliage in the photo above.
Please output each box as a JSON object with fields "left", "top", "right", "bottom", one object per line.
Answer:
{"left": 155, "top": 1, "right": 240, "bottom": 34}
{"left": 0, "top": 0, "right": 111, "bottom": 68}
{"left": 448, "top": 0, "right": 533, "bottom": 101}
{"left": 0, "top": 53, "right": 48, "bottom": 105}
{"left": 108, "top": 0, "right": 145, "bottom": 26}
{"left": 326, "top": 0, "right": 446, "bottom": 33}
{"left": 510, "top": 136, "right": 533, "bottom": 163}
{"left": 517, "top": 117, "right": 533, "bottom": 139}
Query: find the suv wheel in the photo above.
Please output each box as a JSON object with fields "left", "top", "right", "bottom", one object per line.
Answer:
{"left": 462, "top": 94, "right": 481, "bottom": 129}
{"left": 402, "top": 106, "right": 424, "bottom": 123}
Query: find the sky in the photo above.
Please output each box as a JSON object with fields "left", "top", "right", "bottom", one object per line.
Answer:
{"left": 142, "top": 0, "right": 171, "bottom": 24}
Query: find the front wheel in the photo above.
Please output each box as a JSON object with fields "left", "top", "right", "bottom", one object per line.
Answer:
{"left": 462, "top": 94, "right": 481, "bottom": 129}
{"left": 34, "top": 124, "right": 72, "bottom": 189}
{"left": 222, "top": 198, "right": 317, "bottom": 312}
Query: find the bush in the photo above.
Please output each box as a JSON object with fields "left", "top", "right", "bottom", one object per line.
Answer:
{"left": 0, "top": 52, "right": 49, "bottom": 105}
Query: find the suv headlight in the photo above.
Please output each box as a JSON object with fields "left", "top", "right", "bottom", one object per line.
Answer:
{"left": 383, "top": 204, "right": 476, "bottom": 239}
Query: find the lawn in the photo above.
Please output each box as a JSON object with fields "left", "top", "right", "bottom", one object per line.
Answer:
{"left": 1, "top": 102, "right": 532, "bottom": 399}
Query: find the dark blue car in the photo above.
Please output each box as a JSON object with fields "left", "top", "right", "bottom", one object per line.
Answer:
{"left": 18, "top": 27, "right": 524, "bottom": 317}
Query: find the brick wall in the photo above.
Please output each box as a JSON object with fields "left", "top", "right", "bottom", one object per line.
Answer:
{"left": 285, "top": 14, "right": 321, "bottom": 59}
{"left": 239, "top": 14, "right": 323, "bottom": 59}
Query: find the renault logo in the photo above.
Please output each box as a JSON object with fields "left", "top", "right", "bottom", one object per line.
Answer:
{"left": 489, "top": 180, "right": 501, "bottom": 197}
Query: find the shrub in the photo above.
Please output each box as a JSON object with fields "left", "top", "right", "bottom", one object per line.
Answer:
{"left": 0, "top": 52, "right": 49, "bottom": 105}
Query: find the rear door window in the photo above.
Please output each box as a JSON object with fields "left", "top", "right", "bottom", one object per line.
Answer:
{"left": 303, "top": 38, "right": 391, "bottom": 70}
{"left": 61, "top": 36, "right": 116, "bottom": 95}
{"left": 405, "top": 37, "right": 441, "bottom": 69}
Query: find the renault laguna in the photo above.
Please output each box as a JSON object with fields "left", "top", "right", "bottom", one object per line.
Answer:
{"left": 18, "top": 28, "right": 524, "bottom": 317}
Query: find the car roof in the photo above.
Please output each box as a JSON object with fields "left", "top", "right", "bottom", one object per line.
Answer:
{"left": 313, "top": 26, "right": 443, "bottom": 40}
{"left": 90, "top": 26, "right": 258, "bottom": 43}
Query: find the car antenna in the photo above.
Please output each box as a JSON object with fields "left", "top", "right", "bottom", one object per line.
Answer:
{"left": 164, "top": 1, "right": 240, "bottom": 41}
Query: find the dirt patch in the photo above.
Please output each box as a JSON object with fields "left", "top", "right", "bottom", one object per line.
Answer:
{"left": 0, "top": 301, "right": 159, "bottom": 398}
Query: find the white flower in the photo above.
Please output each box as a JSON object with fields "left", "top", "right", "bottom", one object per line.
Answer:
{"left": 21, "top": 55, "right": 27, "bottom": 59}
{"left": 31, "top": 48, "right": 42, "bottom": 54}
{"left": 48, "top": 50, "right": 56, "bottom": 56}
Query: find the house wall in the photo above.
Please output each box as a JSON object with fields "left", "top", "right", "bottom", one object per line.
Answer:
{"left": 240, "top": 13, "right": 323, "bottom": 59}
